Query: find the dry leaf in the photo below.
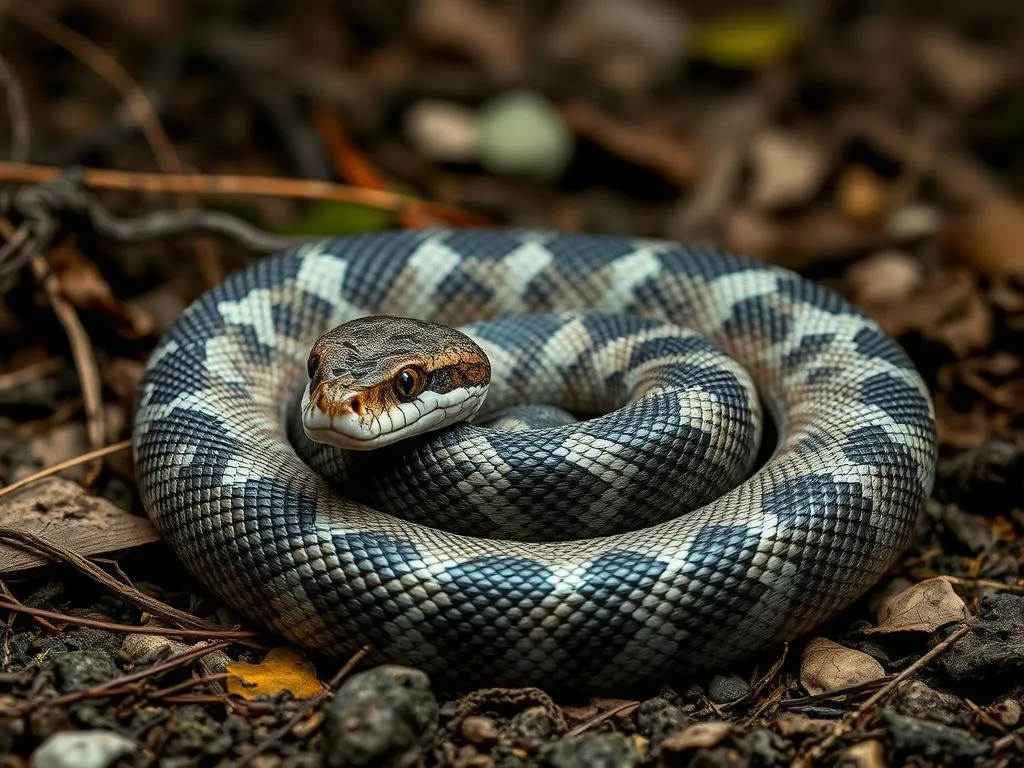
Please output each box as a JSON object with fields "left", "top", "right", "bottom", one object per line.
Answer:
{"left": 946, "top": 196, "right": 1024, "bottom": 275}
{"left": 748, "top": 129, "right": 829, "bottom": 209}
{"left": 661, "top": 721, "right": 731, "bottom": 752}
{"left": 227, "top": 647, "right": 325, "bottom": 700}
{"left": 845, "top": 250, "right": 924, "bottom": 306}
{"left": 865, "top": 578, "right": 967, "bottom": 634}
{"left": 837, "top": 165, "right": 888, "bottom": 223}
{"left": 915, "top": 28, "right": 1010, "bottom": 111}
{"left": 840, "top": 739, "right": 887, "bottom": 768}
{"left": 50, "top": 247, "right": 154, "bottom": 339}
{"left": 799, "top": 637, "right": 885, "bottom": 695}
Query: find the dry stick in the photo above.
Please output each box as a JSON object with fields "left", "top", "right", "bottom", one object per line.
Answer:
{"left": 0, "top": 601, "right": 257, "bottom": 643}
{"left": 0, "top": 526, "right": 219, "bottom": 631}
{"left": 565, "top": 700, "right": 640, "bottom": 737}
{"left": 28, "top": 256, "right": 106, "bottom": 485}
{"left": 235, "top": 645, "right": 371, "bottom": 768}
{"left": 0, "top": 439, "right": 130, "bottom": 499}
{"left": 0, "top": 161, "right": 465, "bottom": 217}
{"left": 7, "top": 0, "right": 222, "bottom": 285}
{"left": 0, "top": 580, "right": 58, "bottom": 633}
{"left": 793, "top": 623, "right": 972, "bottom": 767}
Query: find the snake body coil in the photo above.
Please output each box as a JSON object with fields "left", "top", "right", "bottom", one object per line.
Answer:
{"left": 133, "top": 230, "right": 937, "bottom": 689}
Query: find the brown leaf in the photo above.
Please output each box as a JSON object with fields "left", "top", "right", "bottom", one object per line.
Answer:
{"left": 661, "top": 722, "right": 732, "bottom": 752}
{"left": 865, "top": 578, "right": 967, "bottom": 634}
{"left": 840, "top": 739, "right": 887, "bottom": 768}
{"left": 945, "top": 196, "right": 1024, "bottom": 275}
{"left": 227, "top": 646, "right": 325, "bottom": 700}
{"left": 748, "top": 129, "right": 830, "bottom": 210}
{"left": 50, "top": 247, "right": 154, "bottom": 339}
{"left": 799, "top": 637, "right": 885, "bottom": 696}
{"left": 914, "top": 28, "right": 1010, "bottom": 111}
{"left": 837, "top": 165, "right": 889, "bottom": 223}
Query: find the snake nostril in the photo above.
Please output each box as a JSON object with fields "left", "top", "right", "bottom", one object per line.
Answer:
{"left": 350, "top": 397, "right": 362, "bottom": 415}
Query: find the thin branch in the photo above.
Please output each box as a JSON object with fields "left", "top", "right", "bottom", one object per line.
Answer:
{"left": 0, "top": 439, "right": 130, "bottom": 499}
{"left": 0, "top": 526, "right": 220, "bottom": 631}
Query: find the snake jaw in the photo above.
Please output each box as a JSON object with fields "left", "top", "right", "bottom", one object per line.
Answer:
{"left": 301, "top": 380, "right": 488, "bottom": 450}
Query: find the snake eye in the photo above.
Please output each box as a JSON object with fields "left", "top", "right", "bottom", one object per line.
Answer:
{"left": 394, "top": 367, "right": 425, "bottom": 400}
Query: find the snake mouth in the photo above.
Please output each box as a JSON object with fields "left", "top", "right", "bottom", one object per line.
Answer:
{"left": 301, "top": 383, "right": 487, "bottom": 450}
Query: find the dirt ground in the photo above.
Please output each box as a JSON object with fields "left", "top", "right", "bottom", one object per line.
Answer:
{"left": 1, "top": 1, "right": 1023, "bottom": 766}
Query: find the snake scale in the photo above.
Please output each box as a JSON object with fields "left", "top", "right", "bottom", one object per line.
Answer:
{"left": 132, "top": 230, "right": 937, "bottom": 690}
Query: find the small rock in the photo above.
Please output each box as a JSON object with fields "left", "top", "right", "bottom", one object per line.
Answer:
{"left": 942, "top": 594, "right": 1024, "bottom": 686}
{"left": 544, "top": 732, "right": 639, "bottom": 768}
{"left": 866, "top": 578, "right": 967, "bottom": 634}
{"left": 507, "top": 705, "right": 558, "bottom": 748}
{"left": 322, "top": 665, "right": 438, "bottom": 768}
{"left": 891, "top": 680, "right": 971, "bottom": 727}
{"left": 886, "top": 204, "right": 943, "bottom": 241}
{"left": 461, "top": 715, "right": 499, "bottom": 746}
{"left": 30, "top": 730, "right": 136, "bottom": 768}
{"left": 878, "top": 708, "right": 986, "bottom": 761}
{"left": 800, "top": 638, "right": 885, "bottom": 695}
{"left": 52, "top": 649, "right": 120, "bottom": 693}
{"left": 632, "top": 696, "right": 692, "bottom": 752}
{"left": 708, "top": 673, "right": 749, "bottom": 703}
{"left": 404, "top": 100, "right": 479, "bottom": 163}
{"left": 477, "top": 89, "right": 573, "bottom": 180}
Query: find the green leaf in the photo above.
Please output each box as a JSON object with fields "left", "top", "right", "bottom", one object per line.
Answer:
{"left": 691, "top": 10, "right": 806, "bottom": 69}
{"left": 284, "top": 201, "right": 395, "bottom": 236}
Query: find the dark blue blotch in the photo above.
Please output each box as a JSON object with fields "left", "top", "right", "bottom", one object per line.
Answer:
{"left": 442, "top": 555, "right": 555, "bottom": 607}
{"left": 785, "top": 333, "right": 836, "bottom": 366}
{"left": 807, "top": 367, "right": 837, "bottom": 384}
{"left": 579, "top": 313, "right": 663, "bottom": 344}
{"left": 723, "top": 296, "right": 791, "bottom": 343}
{"left": 242, "top": 475, "right": 320, "bottom": 537}
{"left": 439, "top": 230, "right": 542, "bottom": 260}
{"left": 860, "top": 373, "right": 934, "bottom": 429}
{"left": 656, "top": 245, "right": 756, "bottom": 280}
{"left": 328, "top": 232, "right": 431, "bottom": 309}
{"left": 853, "top": 327, "right": 915, "bottom": 370}
{"left": 436, "top": 267, "right": 495, "bottom": 304}
{"left": 541, "top": 234, "right": 645, "bottom": 270}
{"left": 627, "top": 335, "right": 718, "bottom": 369}
{"left": 333, "top": 531, "right": 423, "bottom": 578}
{"left": 841, "top": 425, "right": 921, "bottom": 475}
{"left": 775, "top": 276, "right": 862, "bottom": 316}
{"left": 140, "top": 342, "right": 211, "bottom": 405}
{"left": 578, "top": 551, "right": 668, "bottom": 602}
{"left": 761, "top": 474, "right": 872, "bottom": 530}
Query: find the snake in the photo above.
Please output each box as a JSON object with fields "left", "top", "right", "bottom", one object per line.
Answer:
{"left": 132, "top": 229, "right": 937, "bottom": 690}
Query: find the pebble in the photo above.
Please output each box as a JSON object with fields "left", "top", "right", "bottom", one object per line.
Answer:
{"left": 404, "top": 100, "right": 479, "bottom": 163}
{"left": 941, "top": 594, "right": 1024, "bottom": 686}
{"left": 322, "top": 665, "right": 438, "bottom": 768}
{"left": 879, "top": 708, "right": 986, "bottom": 761}
{"left": 708, "top": 673, "right": 749, "bottom": 703}
{"left": 477, "top": 89, "right": 573, "bottom": 180}
{"left": 461, "top": 715, "right": 499, "bottom": 746}
{"left": 30, "top": 730, "right": 135, "bottom": 768}
{"left": 544, "top": 732, "right": 639, "bottom": 768}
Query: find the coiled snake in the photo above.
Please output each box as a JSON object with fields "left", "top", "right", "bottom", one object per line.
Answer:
{"left": 133, "top": 230, "right": 937, "bottom": 690}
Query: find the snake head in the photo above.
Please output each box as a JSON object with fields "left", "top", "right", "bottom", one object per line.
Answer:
{"left": 301, "top": 315, "right": 491, "bottom": 450}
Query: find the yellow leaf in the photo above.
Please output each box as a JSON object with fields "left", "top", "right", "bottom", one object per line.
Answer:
{"left": 692, "top": 10, "right": 805, "bottom": 69}
{"left": 227, "top": 647, "right": 325, "bottom": 700}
